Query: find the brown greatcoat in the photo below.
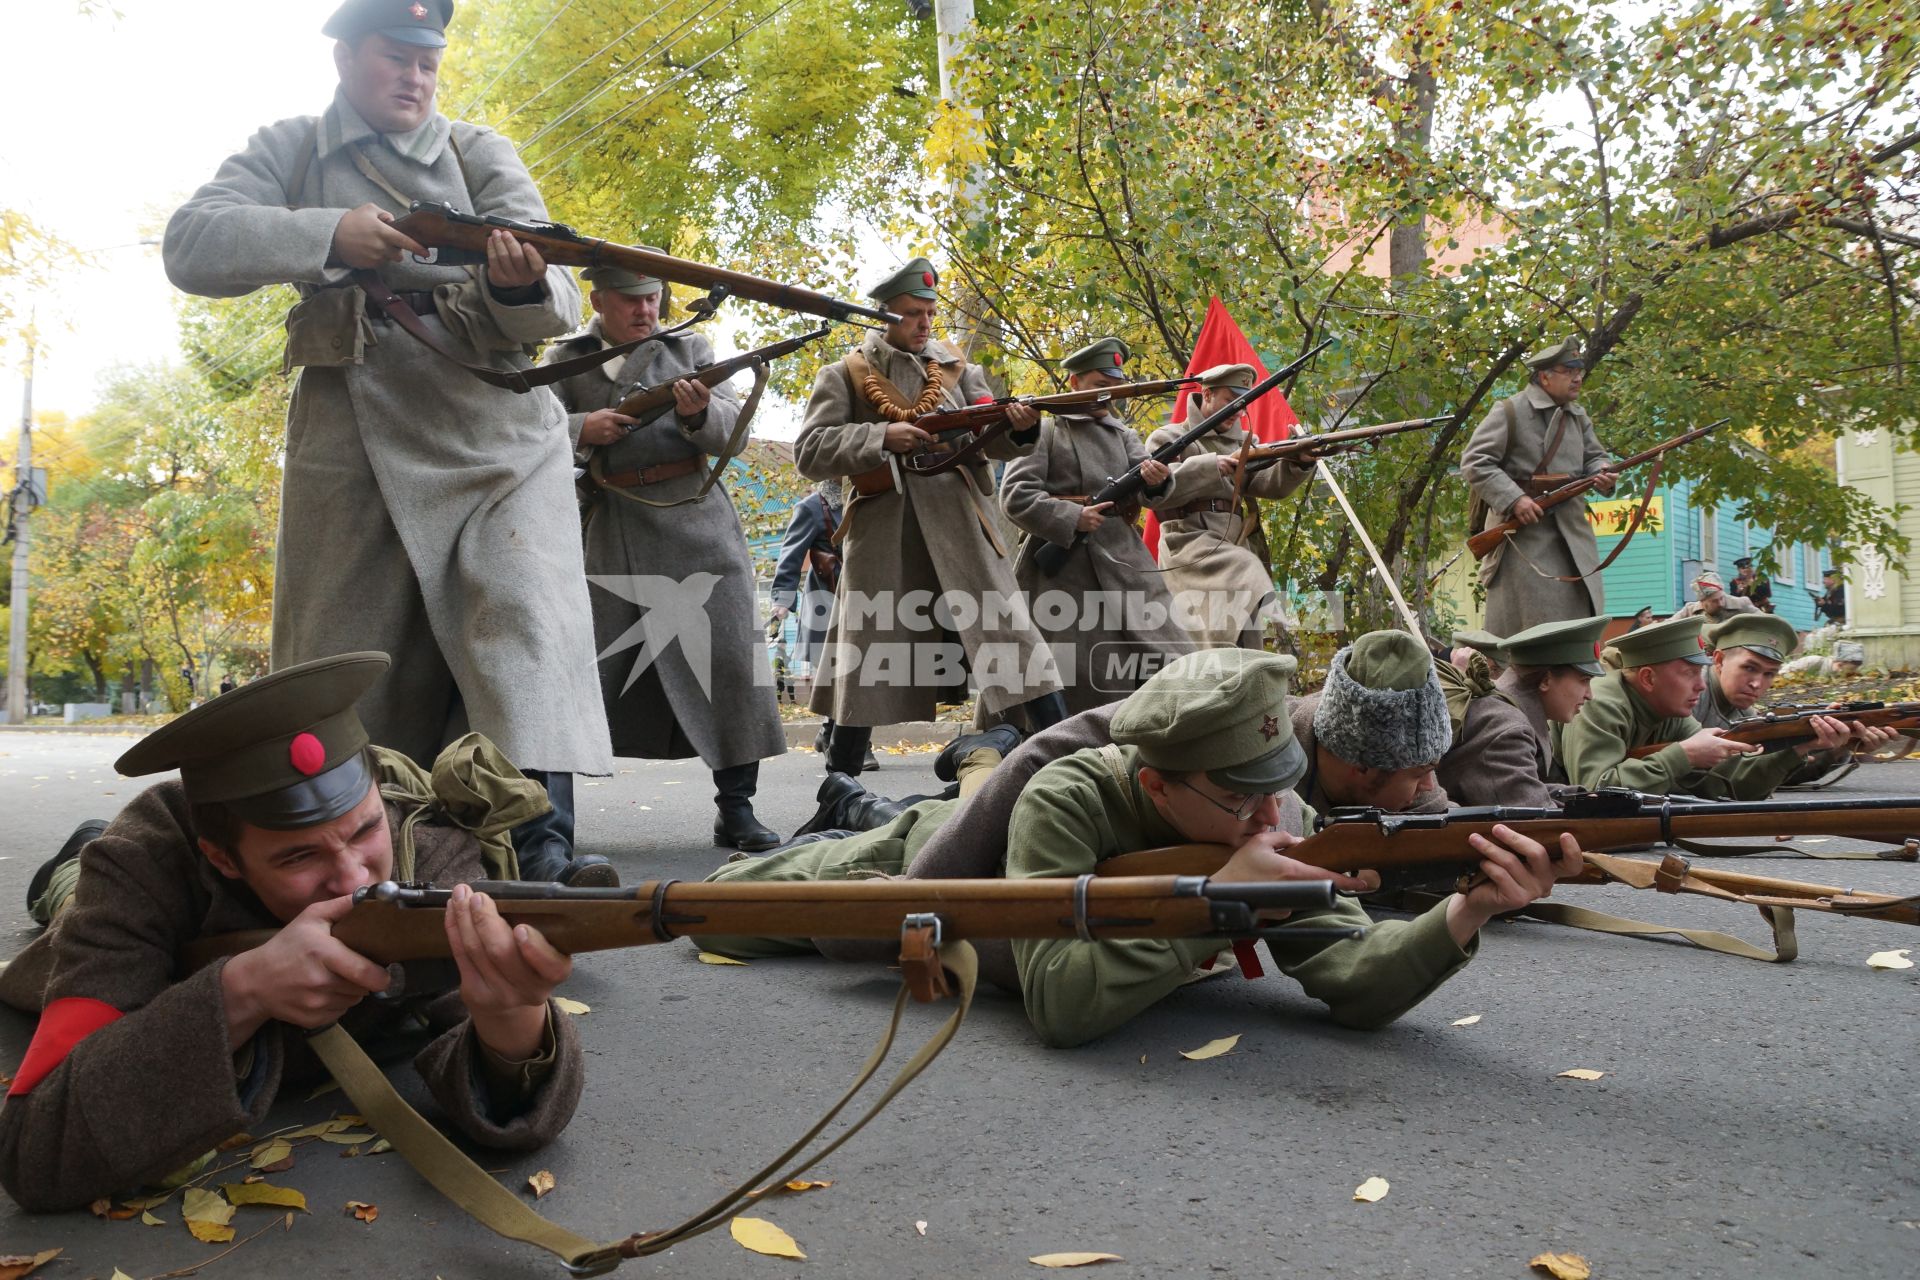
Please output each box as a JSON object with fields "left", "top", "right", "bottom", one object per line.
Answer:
{"left": 794, "top": 330, "right": 1063, "bottom": 724}
{"left": 1144, "top": 422, "right": 1313, "bottom": 649}
{"left": 161, "top": 93, "right": 609, "bottom": 775}
{"left": 541, "top": 322, "right": 786, "bottom": 768}
{"left": 1434, "top": 670, "right": 1558, "bottom": 809}
{"left": 1459, "top": 384, "right": 1611, "bottom": 634}
{"left": 1000, "top": 411, "right": 1196, "bottom": 713}
{"left": 0, "top": 785, "right": 584, "bottom": 1212}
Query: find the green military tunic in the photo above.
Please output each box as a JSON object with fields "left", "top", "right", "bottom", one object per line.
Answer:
{"left": 699, "top": 744, "right": 1473, "bottom": 1048}
{"left": 1558, "top": 671, "right": 1803, "bottom": 798}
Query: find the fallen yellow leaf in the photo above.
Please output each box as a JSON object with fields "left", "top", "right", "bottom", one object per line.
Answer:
{"left": 731, "top": 1215, "right": 806, "bottom": 1259}
{"left": 140, "top": 1211, "right": 164, "bottom": 1227}
{"left": 1178, "top": 1034, "right": 1242, "bottom": 1061}
{"left": 121, "top": 1194, "right": 170, "bottom": 1211}
{"left": 306, "top": 1079, "right": 341, "bottom": 1101}
{"left": 221, "top": 1181, "right": 308, "bottom": 1211}
{"left": 250, "top": 1138, "right": 293, "bottom": 1169}
{"left": 365, "top": 1138, "right": 393, "bottom": 1155}
{"left": 1867, "top": 948, "right": 1914, "bottom": 970}
{"left": 217, "top": 1131, "right": 255, "bottom": 1151}
{"left": 186, "top": 1218, "right": 236, "bottom": 1244}
{"left": 1530, "top": 1251, "right": 1594, "bottom": 1279}
{"left": 698, "top": 952, "right": 750, "bottom": 966}
{"left": 112, "top": 1271, "right": 135, "bottom": 1280}
{"left": 287, "top": 1118, "right": 354, "bottom": 1139}
{"left": 1450, "top": 1015, "right": 1482, "bottom": 1027}
{"left": 336, "top": 1114, "right": 366, "bottom": 1125}
{"left": 1029, "top": 1252, "right": 1124, "bottom": 1268}
{"left": 183, "top": 1187, "right": 235, "bottom": 1228}
{"left": 1557, "top": 1069, "right": 1607, "bottom": 1082}
{"left": 318, "top": 1131, "right": 377, "bottom": 1144}
{"left": 528, "top": 1170, "right": 557, "bottom": 1199}
{"left": 554, "top": 997, "right": 592, "bottom": 1015}
{"left": 89, "top": 1197, "right": 112, "bottom": 1218}
{"left": 346, "top": 1200, "right": 380, "bottom": 1223}
{"left": 0, "top": 1249, "right": 61, "bottom": 1280}
{"left": 1353, "top": 1176, "right": 1390, "bottom": 1203}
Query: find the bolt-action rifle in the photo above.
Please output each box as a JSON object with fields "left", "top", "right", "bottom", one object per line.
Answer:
{"left": 1237, "top": 414, "right": 1453, "bottom": 474}
{"left": 900, "top": 376, "right": 1198, "bottom": 477}
{"left": 390, "top": 201, "right": 900, "bottom": 326}
{"left": 1623, "top": 702, "right": 1920, "bottom": 759}
{"left": 601, "top": 324, "right": 833, "bottom": 426}
{"left": 1031, "top": 337, "right": 1333, "bottom": 576}
{"left": 1467, "top": 417, "right": 1731, "bottom": 561}
{"left": 1091, "top": 789, "right": 1920, "bottom": 927}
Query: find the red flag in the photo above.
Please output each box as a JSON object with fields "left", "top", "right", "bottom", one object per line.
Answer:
{"left": 1142, "top": 298, "right": 1298, "bottom": 559}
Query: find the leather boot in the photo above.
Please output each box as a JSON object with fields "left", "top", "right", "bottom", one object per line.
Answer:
{"left": 794, "top": 773, "right": 911, "bottom": 837}
{"left": 712, "top": 762, "right": 781, "bottom": 852}
{"left": 1016, "top": 691, "right": 1069, "bottom": 732}
{"left": 29, "top": 819, "right": 108, "bottom": 922}
{"left": 935, "top": 723, "right": 1024, "bottom": 783}
{"left": 824, "top": 724, "right": 874, "bottom": 777}
{"left": 512, "top": 770, "right": 618, "bottom": 887}
{"left": 813, "top": 718, "right": 833, "bottom": 755}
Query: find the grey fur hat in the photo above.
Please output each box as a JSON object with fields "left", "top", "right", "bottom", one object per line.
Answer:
{"left": 1312, "top": 631, "right": 1452, "bottom": 771}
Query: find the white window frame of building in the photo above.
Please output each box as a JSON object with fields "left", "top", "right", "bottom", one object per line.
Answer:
{"left": 1805, "top": 544, "right": 1822, "bottom": 585}
{"left": 1777, "top": 542, "right": 1797, "bottom": 587}
{"left": 1700, "top": 506, "right": 1718, "bottom": 568}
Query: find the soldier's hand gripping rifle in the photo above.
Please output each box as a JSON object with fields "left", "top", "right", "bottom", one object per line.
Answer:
{"left": 1237, "top": 414, "right": 1453, "bottom": 474}
{"left": 602, "top": 324, "right": 833, "bottom": 426}
{"left": 392, "top": 202, "right": 900, "bottom": 325}
{"left": 1467, "top": 417, "right": 1731, "bottom": 561}
{"left": 899, "top": 376, "right": 1198, "bottom": 477}
{"left": 1623, "top": 701, "right": 1920, "bottom": 760}
{"left": 1093, "top": 788, "right": 1920, "bottom": 929}
{"left": 178, "top": 875, "right": 1352, "bottom": 1276}
{"left": 1031, "top": 336, "right": 1334, "bottom": 577}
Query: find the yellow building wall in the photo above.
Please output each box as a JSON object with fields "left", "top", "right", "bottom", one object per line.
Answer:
{"left": 1835, "top": 426, "right": 1920, "bottom": 667}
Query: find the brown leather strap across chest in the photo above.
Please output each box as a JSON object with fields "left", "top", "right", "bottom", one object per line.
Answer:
{"left": 365, "top": 289, "right": 439, "bottom": 319}
{"left": 597, "top": 455, "right": 703, "bottom": 489}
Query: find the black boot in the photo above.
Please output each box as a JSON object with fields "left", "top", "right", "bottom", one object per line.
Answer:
{"left": 794, "top": 772, "right": 910, "bottom": 838}
{"left": 935, "top": 723, "right": 1024, "bottom": 783}
{"left": 713, "top": 762, "right": 781, "bottom": 852}
{"left": 824, "top": 724, "right": 874, "bottom": 777}
{"left": 1016, "top": 691, "right": 1069, "bottom": 732}
{"left": 29, "top": 818, "right": 108, "bottom": 920}
{"left": 512, "top": 770, "right": 618, "bottom": 887}
{"left": 813, "top": 718, "right": 833, "bottom": 755}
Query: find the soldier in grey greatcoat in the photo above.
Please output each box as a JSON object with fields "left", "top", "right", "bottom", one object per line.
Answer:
{"left": 1461, "top": 335, "right": 1620, "bottom": 635}
{"left": 543, "top": 265, "right": 786, "bottom": 852}
{"left": 1001, "top": 337, "right": 1196, "bottom": 713}
{"left": 794, "top": 256, "right": 1067, "bottom": 775}
{"left": 1147, "top": 364, "right": 1316, "bottom": 650}
{"left": 161, "top": 0, "right": 611, "bottom": 884}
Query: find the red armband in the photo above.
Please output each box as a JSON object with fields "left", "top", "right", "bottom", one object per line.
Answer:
{"left": 973, "top": 395, "right": 994, "bottom": 405}
{"left": 7, "top": 997, "right": 123, "bottom": 1096}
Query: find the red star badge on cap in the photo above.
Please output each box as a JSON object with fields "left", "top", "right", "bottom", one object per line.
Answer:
{"left": 1698, "top": 635, "right": 1711, "bottom": 651}
{"left": 411, "top": 3, "right": 428, "bottom": 19}
{"left": 1260, "top": 714, "right": 1280, "bottom": 742}
{"left": 1593, "top": 641, "right": 1603, "bottom": 659}
{"left": 1112, "top": 352, "right": 1123, "bottom": 367}
{"left": 922, "top": 271, "right": 935, "bottom": 287}
{"left": 289, "top": 732, "right": 326, "bottom": 777}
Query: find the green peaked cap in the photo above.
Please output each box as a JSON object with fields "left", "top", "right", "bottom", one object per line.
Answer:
{"left": 1110, "top": 649, "right": 1308, "bottom": 793}
{"left": 1611, "top": 614, "right": 1710, "bottom": 668}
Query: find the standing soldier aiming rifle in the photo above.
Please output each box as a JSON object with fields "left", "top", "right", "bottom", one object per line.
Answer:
{"left": 1147, "top": 364, "right": 1318, "bottom": 651}
{"left": 161, "top": 0, "right": 612, "bottom": 884}
{"left": 1461, "top": 336, "right": 1620, "bottom": 634}
{"left": 795, "top": 256, "right": 1068, "bottom": 777}
{"left": 1000, "top": 337, "right": 1194, "bottom": 712}
{"left": 543, "top": 263, "right": 787, "bottom": 854}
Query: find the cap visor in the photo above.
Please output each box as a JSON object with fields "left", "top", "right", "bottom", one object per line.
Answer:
{"left": 1569, "top": 659, "right": 1607, "bottom": 676}
{"left": 1679, "top": 652, "right": 1712, "bottom": 666}
{"left": 227, "top": 753, "right": 374, "bottom": 831}
{"left": 376, "top": 26, "right": 448, "bottom": 47}
{"left": 1206, "top": 736, "right": 1308, "bottom": 795}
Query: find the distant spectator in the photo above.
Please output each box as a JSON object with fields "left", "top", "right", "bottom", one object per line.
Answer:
{"left": 1627, "top": 606, "right": 1654, "bottom": 631}
{"left": 218, "top": 674, "right": 236, "bottom": 696}
{"left": 1732, "top": 557, "right": 1773, "bottom": 613}
{"left": 1816, "top": 568, "right": 1846, "bottom": 626}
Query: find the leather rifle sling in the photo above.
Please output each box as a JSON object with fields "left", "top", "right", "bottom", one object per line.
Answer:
{"left": 594, "top": 358, "right": 773, "bottom": 509}
{"left": 306, "top": 940, "right": 978, "bottom": 1275}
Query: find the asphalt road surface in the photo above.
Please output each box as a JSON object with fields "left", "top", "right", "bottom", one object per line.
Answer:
{"left": 1, "top": 731, "right": 1915, "bottom": 1278}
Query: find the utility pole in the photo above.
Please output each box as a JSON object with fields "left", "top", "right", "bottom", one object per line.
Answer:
{"left": 931, "top": 0, "right": 999, "bottom": 364}
{"left": 6, "top": 325, "right": 34, "bottom": 724}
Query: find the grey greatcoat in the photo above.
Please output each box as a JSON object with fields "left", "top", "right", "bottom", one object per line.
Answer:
{"left": 1000, "top": 411, "right": 1196, "bottom": 713}
{"left": 542, "top": 322, "right": 785, "bottom": 768}
{"left": 794, "top": 331, "right": 1063, "bottom": 724}
{"left": 1460, "top": 384, "right": 1611, "bottom": 634}
{"left": 1144, "top": 423, "right": 1313, "bottom": 649}
{"left": 162, "top": 93, "right": 609, "bottom": 775}
{"left": 1434, "top": 670, "right": 1558, "bottom": 808}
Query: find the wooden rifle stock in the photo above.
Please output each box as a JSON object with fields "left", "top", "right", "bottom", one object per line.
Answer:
{"left": 607, "top": 324, "right": 831, "bottom": 424}
{"left": 900, "top": 376, "right": 1194, "bottom": 478}
{"left": 391, "top": 202, "right": 899, "bottom": 325}
{"left": 1623, "top": 702, "right": 1920, "bottom": 760}
{"left": 1239, "top": 414, "right": 1452, "bottom": 473}
{"left": 177, "top": 875, "right": 1345, "bottom": 973}
{"left": 1467, "top": 417, "right": 1732, "bottom": 561}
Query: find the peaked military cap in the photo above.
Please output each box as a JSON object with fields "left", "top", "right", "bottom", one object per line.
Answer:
{"left": 117, "top": 653, "right": 388, "bottom": 831}
{"left": 323, "top": 0, "right": 453, "bottom": 47}
{"left": 1451, "top": 628, "right": 1506, "bottom": 659}
{"left": 1499, "top": 615, "right": 1611, "bottom": 676}
{"left": 867, "top": 256, "right": 939, "bottom": 303}
{"left": 1063, "top": 337, "right": 1131, "bottom": 378}
{"left": 1193, "top": 362, "right": 1258, "bottom": 391}
{"left": 581, "top": 263, "right": 663, "bottom": 297}
{"left": 1110, "top": 649, "right": 1307, "bottom": 794}
{"left": 1705, "top": 613, "right": 1798, "bottom": 663}
{"left": 1524, "top": 334, "right": 1585, "bottom": 371}
{"left": 1611, "top": 614, "right": 1710, "bottom": 668}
